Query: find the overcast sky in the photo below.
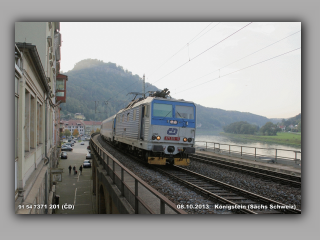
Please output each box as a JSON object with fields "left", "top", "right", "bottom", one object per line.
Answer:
{"left": 60, "top": 22, "right": 301, "bottom": 119}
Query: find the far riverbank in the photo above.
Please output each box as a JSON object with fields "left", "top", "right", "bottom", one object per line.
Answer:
{"left": 219, "top": 132, "right": 301, "bottom": 147}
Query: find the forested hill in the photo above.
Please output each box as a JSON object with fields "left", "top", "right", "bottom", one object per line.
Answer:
{"left": 196, "top": 105, "right": 271, "bottom": 130}
{"left": 60, "top": 59, "right": 281, "bottom": 129}
{"left": 60, "top": 59, "right": 158, "bottom": 121}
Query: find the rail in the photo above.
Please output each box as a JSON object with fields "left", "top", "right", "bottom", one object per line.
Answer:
{"left": 195, "top": 141, "right": 301, "bottom": 166}
{"left": 90, "top": 133, "right": 186, "bottom": 214}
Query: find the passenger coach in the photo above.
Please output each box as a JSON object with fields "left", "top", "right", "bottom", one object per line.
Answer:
{"left": 100, "top": 96, "right": 196, "bottom": 166}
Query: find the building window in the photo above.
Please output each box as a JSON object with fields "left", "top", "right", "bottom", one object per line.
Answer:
{"left": 133, "top": 109, "right": 136, "bottom": 121}
{"left": 30, "top": 96, "right": 36, "bottom": 149}
{"left": 24, "top": 91, "right": 30, "bottom": 151}
{"left": 56, "top": 79, "right": 64, "bottom": 90}
{"left": 56, "top": 92, "right": 64, "bottom": 97}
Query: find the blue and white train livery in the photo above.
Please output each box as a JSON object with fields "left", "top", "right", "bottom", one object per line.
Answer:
{"left": 100, "top": 96, "right": 196, "bottom": 166}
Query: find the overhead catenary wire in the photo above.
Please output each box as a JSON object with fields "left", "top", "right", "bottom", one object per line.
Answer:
{"left": 175, "top": 47, "right": 301, "bottom": 95}
{"left": 177, "top": 30, "right": 302, "bottom": 90}
{"left": 146, "top": 22, "right": 252, "bottom": 89}
{"left": 147, "top": 22, "right": 218, "bottom": 79}
{"left": 218, "top": 30, "right": 301, "bottom": 71}
{"left": 188, "top": 23, "right": 220, "bottom": 45}
{"left": 104, "top": 23, "right": 220, "bottom": 104}
{"left": 188, "top": 22, "right": 214, "bottom": 44}
{"left": 87, "top": 24, "right": 299, "bottom": 112}
{"left": 104, "top": 78, "right": 143, "bottom": 102}
{"left": 106, "top": 22, "right": 251, "bottom": 104}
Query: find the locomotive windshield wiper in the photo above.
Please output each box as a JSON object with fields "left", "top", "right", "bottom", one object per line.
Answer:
{"left": 176, "top": 111, "right": 185, "bottom": 119}
{"left": 176, "top": 111, "right": 188, "bottom": 128}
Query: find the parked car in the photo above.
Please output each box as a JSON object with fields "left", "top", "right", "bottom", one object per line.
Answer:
{"left": 86, "top": 152, "right": 91, "bottom": 159}
{"left": 65, "top": 142, "right": 74, "bottom": 147}
{"left": 83, "top": 160, "right": 91, "bottom": 168}
{"left": 61, "top": 151, "right": 68, "bottom": 159}
{"left": 61, "top": 146, "right": 73, "bottom": 151}
{"left": 81, "top": 142, "right": 85, "bottom": 145}
{"left": 87, "top": 145, "right": 90, "bottom": 150}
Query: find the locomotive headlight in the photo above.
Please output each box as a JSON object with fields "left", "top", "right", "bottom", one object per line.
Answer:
{"left": 173, "top": 120, "right": 178, "bottom": 124}
{"left": 170, "top": 120, "right": 174, "bottom": 124}
{"left": 183, "top": 137, "right": 187, "bottom": 142}
{"left": 156, "top": 136, "right": 161, "bottom": 140}
{"left": 188, "top": 138, "right": 192, "bottom": 142}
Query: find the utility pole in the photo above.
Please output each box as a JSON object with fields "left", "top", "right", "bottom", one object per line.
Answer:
{"left": 94, "top": 101, "right": 108, "bottom": 114}
{"left": 104, "top": 101, "right": 108, "bottom": 118}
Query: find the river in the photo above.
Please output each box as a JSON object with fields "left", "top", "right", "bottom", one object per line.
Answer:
{"left": 195, "top": 133, "right": 301, "bottom": 161}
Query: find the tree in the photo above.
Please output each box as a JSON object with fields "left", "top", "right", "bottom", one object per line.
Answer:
{"left": 223, "top": 121, "right": 258, "bottom": 135}
{"left": 95, "top": 128, "right": 100, "bottom": 133}
{"left": 260, "top": 122, "right": 280, "bottom": 136}
{"left": 64, "top": 129, "right": 71, "bottom": 137}
{"left": 73, "top": 129, "right": 79, "bottom": 136}
{"left": 90, "top": 130, "right": 95, "bottom": 135}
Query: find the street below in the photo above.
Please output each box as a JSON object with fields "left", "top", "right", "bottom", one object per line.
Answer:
{"left": 55, "top": 140, "right": 95, "bottom": 214}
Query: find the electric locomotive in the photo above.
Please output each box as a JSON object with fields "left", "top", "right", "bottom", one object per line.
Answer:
{"left": 100, "top": 96, "right": 196, "bottom": 166}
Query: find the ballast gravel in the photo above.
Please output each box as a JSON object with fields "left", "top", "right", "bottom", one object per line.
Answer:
{"left": 182, "top": 160, "right": 301, "bottom": 210}
{"left": 95, "top": 135, "right": 301, "bottom": 213}
{"left": 96, "top": 136, "right": 231, "bottom": 214}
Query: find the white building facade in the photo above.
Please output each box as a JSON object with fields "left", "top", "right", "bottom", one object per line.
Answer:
{"left": 15, "top": 22, "right": 63, "bottom": 214}
{"left": 61, "top": 120, "right": 85, "bottom": 136}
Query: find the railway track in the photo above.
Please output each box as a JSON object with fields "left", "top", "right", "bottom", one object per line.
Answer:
{"left": 190, "top": 153, "right": 301, "bottom": 188}
{"left": 95, "top": 136, "right": 301, "bottom": 214}
{"left": 155, "top": 165, "right": 301, "bottom": 214}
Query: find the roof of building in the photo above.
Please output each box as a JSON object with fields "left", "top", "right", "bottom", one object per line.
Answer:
{"left": 61, "top": 120, "right": 84, "bottom": 125}
{"left": 57, "top": 73, "right": 68, "bottom": 81}
{"left": 83, "top": 121, "right": 102, "bottom": 126}
{"left": 16, "top": 42, "right": 49, "bottom": 93}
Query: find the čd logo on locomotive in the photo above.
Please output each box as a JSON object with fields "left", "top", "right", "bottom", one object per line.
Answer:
{"left": 167, "top": 128, "right": 178, "bottom": 135}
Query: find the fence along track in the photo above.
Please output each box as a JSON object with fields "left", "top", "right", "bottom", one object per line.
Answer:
{"left": 195, "top": 141, "right": 301, "bottom": 164}
{"left": 92, "top": 134, "right": 301, "bottom": 214}
{"left": 90, "top": 133, "right": 187, "bottom": 214}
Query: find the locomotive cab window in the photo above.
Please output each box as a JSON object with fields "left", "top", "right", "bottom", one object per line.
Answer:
{"left": 175, "top": 105, "right": 194, "bottom": 119}
{"left": 153, "top": 103, "right": 172, "bottom": 118}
